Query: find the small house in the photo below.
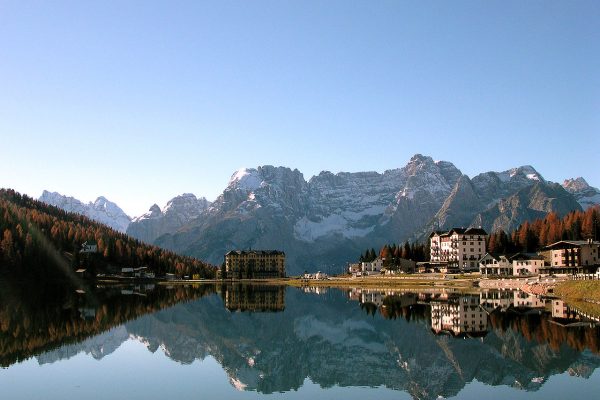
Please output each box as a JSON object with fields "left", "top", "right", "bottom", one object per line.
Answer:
{"left": 362, "top": 258, "right": 383, "bottom": 276}
{"left": 165, "top": 273, "right": 177, "bottom": 281}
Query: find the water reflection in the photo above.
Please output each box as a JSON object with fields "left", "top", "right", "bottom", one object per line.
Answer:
{"left": 1, "top": 281, "right": 600, "bottom": 399}
{"left": 0, "top": 279, "right": 215, "bottom": 367}
{"left": 430, "top": 294, "right": 487, "bottom": 337}
{"left": 349, "top": 287, "right": 600, "bottom": 348}
{"left": 222, "top": 283, "right": 285, "bottom": 312}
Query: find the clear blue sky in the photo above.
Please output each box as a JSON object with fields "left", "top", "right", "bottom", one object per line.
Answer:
{"left": 1, "top": 1, "right": 598, "bottom": 217}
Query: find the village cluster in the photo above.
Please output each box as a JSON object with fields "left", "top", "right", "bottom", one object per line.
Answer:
{"left": 348, "top": 228, "right": 600, "bottom": 278}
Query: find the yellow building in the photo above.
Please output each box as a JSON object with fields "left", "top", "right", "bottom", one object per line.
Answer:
{"left": 224, "top": 250, "right": 285, "bottom": 279}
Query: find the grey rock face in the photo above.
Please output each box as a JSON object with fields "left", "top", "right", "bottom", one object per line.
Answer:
{"left": 127, "top": 193, "right": 211, "bottom": 244}
{"left": 431, "top": 174, "right": 484, "bottom": 230}
{"left": 562, "top": 177, "right": 600, "bottom": 210}
{"left": 471, "top": 165, "right": 545, "bottom": 209}
{"left": 471, "top": 183, "right": 582, "bottom": 234}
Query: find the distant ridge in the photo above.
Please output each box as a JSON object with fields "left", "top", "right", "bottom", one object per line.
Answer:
{"left": 39, "top": 190, "right": 131, "bottom": 233}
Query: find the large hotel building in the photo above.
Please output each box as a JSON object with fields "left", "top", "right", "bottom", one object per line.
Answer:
{"left": 224, "top": 250, "right": 286, "bottom": 279}
{"left": 430, "top": 227, "right": 487, "bottom": 272}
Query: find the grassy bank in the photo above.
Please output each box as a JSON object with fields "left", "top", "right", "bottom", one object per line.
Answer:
{"left": 554, "top": 280, "right": 600, "bottom": 302}
{"left": 554, "top": 280, "right": 600, "bottom": 317}
{"left": 284, "top": 275, "right": 480, "bottom": 290}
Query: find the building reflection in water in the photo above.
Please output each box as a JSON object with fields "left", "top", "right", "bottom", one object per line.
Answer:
{"left": 222, "top": 284, "right": 285, "bottom": 312}
{"left": 350, "top": 289, "right": 489, "bottom": 337}
{"left": 301, "top": 286, "right": 328, "bottom": 295}
{"left": 347, "top": 287, "right": 600, "bottom": 339}
{"left": 430, "top": 294, "right": 487, "bottom": 337}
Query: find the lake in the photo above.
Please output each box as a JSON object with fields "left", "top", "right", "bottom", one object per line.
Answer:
{"left": 1, "top": 281, "right": 599, "bottom": 399}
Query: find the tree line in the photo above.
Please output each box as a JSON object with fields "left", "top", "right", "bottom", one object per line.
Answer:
{"left": 0, "top": 189, "right": 215, "bottom": 278}
{"left": 487, "top": 206, "right": 600, "bottom": 254}
{"left": 358, "top": 241, "right": 429, "bottom": 266}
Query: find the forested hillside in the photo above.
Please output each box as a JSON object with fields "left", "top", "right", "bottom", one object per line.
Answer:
{"left": 0, "top": 189, "right": 215, "bottom": 279}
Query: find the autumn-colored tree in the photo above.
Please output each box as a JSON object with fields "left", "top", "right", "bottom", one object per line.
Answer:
{"left": 0, "top": 229, "right": 14, "bottom": 263}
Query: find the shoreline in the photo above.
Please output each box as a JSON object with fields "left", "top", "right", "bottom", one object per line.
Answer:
{"left": 94, "top": 275, "right": 600, "bottom": 317}
{"left": 97, "top": 273, "right": 558, "bottom": 291}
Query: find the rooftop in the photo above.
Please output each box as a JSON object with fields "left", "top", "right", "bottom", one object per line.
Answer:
{"left": 543, "top": 240, "right": 600, "bottom": 250}
{"left": 225, "top": 250, "right": 285, "bottom": 256}
{"left": 509, "top": 252, "right": 545, "bottom": 261}
{"left": 430, "top": 227, "right": 488, "bottom": 237}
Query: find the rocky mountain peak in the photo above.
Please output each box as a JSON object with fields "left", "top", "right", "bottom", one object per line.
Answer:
{"left": 563, "top": 177, "right": 591, "bottom": 192}
{"left": 39, "top": 190, "right": 131, "bottom": 233}
{"left": 397, "top": 156, "right": 459, "bottom": 201}
{"left": 405, "top": 153, "right": 436, "bottom": 175}
{"left": 226, "top": 166, "right": 305, "bottom": 193}
{"left": 147, "top": 204, "right": 162, "bottom": 216}
{"left": 94, "top": 196, "right": 109, "bottom": 204}
{"left": 501, "top": 165, "right": 545, "bottom": 183}
{"left": 434, "top": 160, "right": 463, "bottom": 184}
{"left": 228, "top": 168, "right": 263, "bottom": 192}
{"left": 163, "top": 193, "right": 209, "bottom": 214}
{"left": 127, "top": 194, "right": 211, "bottom": 244}
{"left": 562, "top": 177, "right": 600, "bottom": 210}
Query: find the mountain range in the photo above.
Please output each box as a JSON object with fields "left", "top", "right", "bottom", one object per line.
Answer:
{"left": 38, "top": 154, "right": 600, "bottom": 274}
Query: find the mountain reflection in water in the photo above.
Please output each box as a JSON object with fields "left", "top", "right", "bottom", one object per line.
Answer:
{"left": 1, "top": 281, "right": 600, "bottom": 399}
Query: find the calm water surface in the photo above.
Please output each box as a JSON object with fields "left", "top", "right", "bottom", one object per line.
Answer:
{"left": 1, "top": 282, "right": 600, "bottom": 399}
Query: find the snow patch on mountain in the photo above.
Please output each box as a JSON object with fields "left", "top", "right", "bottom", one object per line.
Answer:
{"left": 229, "top": 168, "right": 263, "bottom": 191}
{"left": 294, "top": 205, "right": 385, "bottom": 241}
{"left": 497, "top": 165, "right": 544, "bottom": 183}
